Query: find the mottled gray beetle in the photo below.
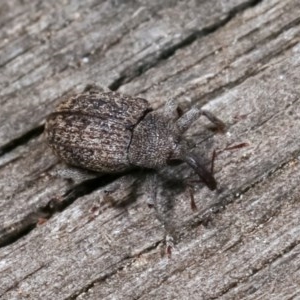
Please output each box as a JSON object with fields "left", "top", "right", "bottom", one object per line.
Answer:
{"left": 45, "top": 85, "right": 225, "bottom": 209}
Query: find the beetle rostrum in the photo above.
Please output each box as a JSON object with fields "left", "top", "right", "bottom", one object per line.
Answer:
{"left": 45, "top": 85, "right": 225, "bottom": 192}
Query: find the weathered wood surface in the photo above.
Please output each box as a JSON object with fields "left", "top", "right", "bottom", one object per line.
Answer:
{"left": 1, "top": 0, "right": 300, "bottom": 299}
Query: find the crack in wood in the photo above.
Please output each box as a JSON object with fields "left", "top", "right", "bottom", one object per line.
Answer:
{"left": 68, "top": 241, "right": 161, "bottom": 300}
{"left": 108, "top": 0, "right": 263, "bottom": 91}
{"left": 209, "top": 239, "right": 300, "bottom": 299}
{"left": 0, "top": 125, "right": 44, "bottom": 157}
{"left": 0, "top": 263, "right": 47, "bottom": 296}
{"left": 0, "top": 173, "right": 123, "bottom": 248}
{"left": 187, "top": 151, "right": 300, "bottom": 235}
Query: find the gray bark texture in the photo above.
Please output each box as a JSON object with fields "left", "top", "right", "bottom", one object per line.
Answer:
{"left": 1, "top": 0, "right": 300, "bottom": 299}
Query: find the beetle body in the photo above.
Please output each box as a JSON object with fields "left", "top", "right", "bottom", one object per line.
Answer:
{"left": 45, "top": 86, "right": 225, "bottom": 190}
{"left": 46, "top": 89, "right": 150, "bottom": 173}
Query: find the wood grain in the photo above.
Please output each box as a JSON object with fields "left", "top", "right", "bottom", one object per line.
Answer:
{"left": 1, "top": 0, "right": 300, "bottom": 299}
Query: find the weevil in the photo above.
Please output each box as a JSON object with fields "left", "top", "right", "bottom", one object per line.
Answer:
{"left": 45, "top": 85, "right": 225, "bottom": 249}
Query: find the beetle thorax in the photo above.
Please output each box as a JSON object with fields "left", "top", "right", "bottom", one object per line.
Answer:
{"left": 128, "top": 112, "right": 182, "bottom": 169}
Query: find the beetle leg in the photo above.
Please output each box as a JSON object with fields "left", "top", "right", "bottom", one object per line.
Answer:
{"left": 145, "top": 172, "right": 176, "bottom": 257}
{"left": 165, "top": 233, "right": 174, "bottom": 258}
{"left": 163, "top": 98, "right": 183, "bottom": 120}
{"left": 145, "top": 172, "right": 175, "bottom": 226}
{"left": 144, "top": 172, "right": 158, "bottom": 208}
{"left": 177, "top": 108, "right": 226, "bottom": 133}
